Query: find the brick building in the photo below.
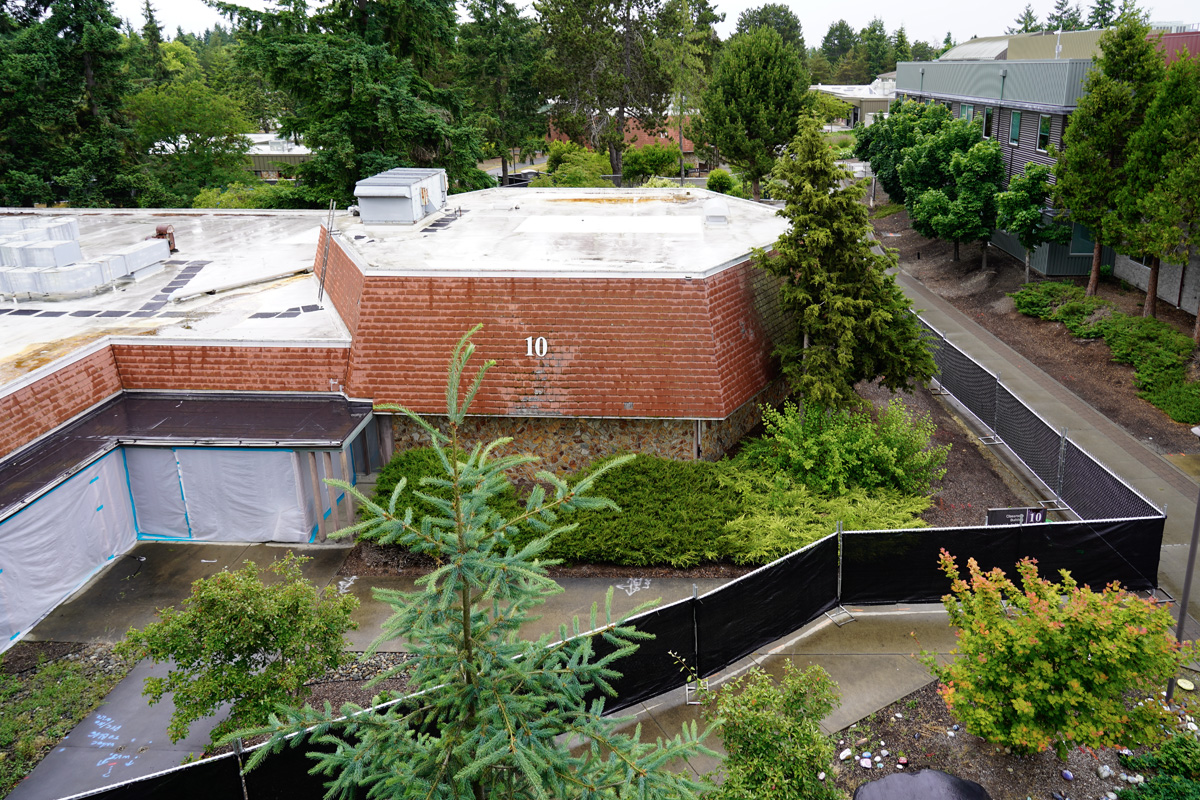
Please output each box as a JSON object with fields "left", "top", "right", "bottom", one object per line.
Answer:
{"left": 0, "top": 186, "right": 789, "bottom": 644}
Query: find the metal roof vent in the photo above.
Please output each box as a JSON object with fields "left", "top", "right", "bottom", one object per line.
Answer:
{"left": 703, "top": 197, "right": 730, "bottom": 226}
{"left": 354, "top": 168, "right": 448, "bottom": 225}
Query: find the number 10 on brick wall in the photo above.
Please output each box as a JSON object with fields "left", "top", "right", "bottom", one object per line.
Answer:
{"left": 525, "top": 337, "right": 548, "bottom": 357}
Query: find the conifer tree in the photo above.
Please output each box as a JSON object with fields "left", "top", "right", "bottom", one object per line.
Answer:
{"left": 1008, "top": 4, "right": 1042, "bottom": 34}
{"left": 1053, "top": 15, "right": 1163, "bottom": 298}
{"left": 241, "top": 327, "right": 709, "bottom": 800}
{"left": 756, "top": 115, "right": 935, "bottom": 409}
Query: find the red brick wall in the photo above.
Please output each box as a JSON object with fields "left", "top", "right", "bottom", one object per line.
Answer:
{"left": 112, "top": 344, "right": 350, "bottom": 392}
{"left": 345, "top": 259, "right": 779, "bottom": 419}
{"left": 318, "top": 229, "right": 365, "bottom": 337}
{"left": 0, "top": 346, "right": 122, "bottom": 458}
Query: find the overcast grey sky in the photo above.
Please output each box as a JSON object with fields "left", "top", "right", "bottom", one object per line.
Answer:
{"left": 112, "top": 0, "right": 1196, "bottom": 54}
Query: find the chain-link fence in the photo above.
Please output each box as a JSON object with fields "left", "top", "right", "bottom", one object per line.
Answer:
{"left": 919, "top": 318, "right": 1161, "bottom": 521}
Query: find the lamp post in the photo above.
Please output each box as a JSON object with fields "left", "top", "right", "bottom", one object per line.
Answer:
{"left": 1166, "top": 425, "right": 1200, "bottom": 704}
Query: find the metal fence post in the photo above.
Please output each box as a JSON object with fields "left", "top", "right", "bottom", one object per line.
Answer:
{"left": 1056, "top": 426, "right": 1068, "bottom": 498}
{"left": 836, "top": 521, "right": 843, "bottom": 603}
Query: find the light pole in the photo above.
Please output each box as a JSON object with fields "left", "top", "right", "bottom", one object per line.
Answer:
{"left": 1166, "top": 425, "right": 1200, "bottom": 704}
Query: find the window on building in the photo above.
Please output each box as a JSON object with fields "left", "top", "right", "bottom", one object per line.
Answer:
{"left": 1009, "top": 111, "right": 1022, "bottom": 145}
{"left": 960, "top": 104, "right": 973, "bottom": 121}
{"left": 1037, "top": 114, "right": 1053, "bottom": 152}
{"left": 982, "top": 107, "right": 994, "bottom": 139}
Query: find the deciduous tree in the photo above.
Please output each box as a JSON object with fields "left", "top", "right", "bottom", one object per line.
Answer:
{"left": 734, "top": 2, "right": 803, "bottom": 54}
{"left": 756, "top": 114, "right": 935, "bottom": 408}
{"left": 997, "top": 162, "right": 1072, "bottom": 283}
{"left": 116, "top": 553, "right": 358, "bottom": 745}
{"left": 855, "top": 98, "right": 950, "bottom": 203}
{"left": 909, "top": 139, "right": 1004, "bottom": 264}
{"left": 241, "top": 328, "right": 710, "bottom": 800}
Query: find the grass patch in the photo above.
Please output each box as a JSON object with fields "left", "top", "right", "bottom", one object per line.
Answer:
{"left": 823, "top": 131, "right": 856, "bottom": 148}
{"left": 0, "top": 649, "right": 131, "bottom": 794}
{"left": 1011, "top": 282, "right": 1200, "bottom": 423}
{"left": 870, "top": 202, "right": 904, "bottom": 219}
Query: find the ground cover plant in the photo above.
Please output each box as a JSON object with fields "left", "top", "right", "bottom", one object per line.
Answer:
{"left": 371, "top": 397, "right": 948, "bottom": 568}
{"left": 116, "top": 553, "right": 359, "bottom": 745}
{"left": 922, "top": 550, "right": 1194, "bottom": 759}
{"left": 246, "top": 327, "right": 711, "bottom": 799}
{"left": 1011, "top": 281, "right": 1200, "bottom": 423}
{"left": 0, "top": 645, "right": 131, "bottom": 795}
{"left": 1118, "top": 733, "right": 1200, "bottom": 800}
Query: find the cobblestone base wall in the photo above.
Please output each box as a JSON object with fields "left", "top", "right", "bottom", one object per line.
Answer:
{"left": 388, "top": 378, "right": 788, "bottom": 479}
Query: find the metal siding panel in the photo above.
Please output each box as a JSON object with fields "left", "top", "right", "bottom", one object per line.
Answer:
{"left": 897, "top": 60, "right": 1092, "bottom": 108}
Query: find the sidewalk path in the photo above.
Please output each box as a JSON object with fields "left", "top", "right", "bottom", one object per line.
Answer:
{"left": 896, "top": 268, "right": 1200, "bottom": 631}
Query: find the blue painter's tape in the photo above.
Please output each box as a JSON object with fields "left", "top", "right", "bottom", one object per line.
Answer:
{"left": 89, "top": 476, "right": 99, "bottom": 484}
{"left": 96, "top": 504, "right": 104, "bottom": 512}
{"left": 107, "top": 554, "right": 115, "bottom": 560}
{"left": 323, "top": 508, "right": 332, "bottom": 520}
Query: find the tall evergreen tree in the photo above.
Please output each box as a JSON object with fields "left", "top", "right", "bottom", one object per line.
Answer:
{"left": 858, "top": 17, "right": 893, "bottom": 80}
{"left": 1046, "top": 0, "right": 1086, "bottom": 31}
{"left": 699, "top": 25, "right": 807, "bottom": 200}
{"left": 1120, "top": 54, "right": 1200, "bottom": 327}
{"left": 242, "top": 327, "right": 711, "bottom": 800}
{"left": 892, "top": 26, "right": 911, "bottom": 63}
{"left": 213, "top": 0, "right": 490, "bottom": 203}
{"left": 832, "top": 45, "right": 869, "bottom": 84}
{"left": 757, "top": 114, "right": 935, "bottom": 409}
{"left": 1053, "top": 15, "right": 1164, "bottom": 297}
{"left": 1008, "top": 4, "right": 1042, "bottom": 33}
{"left": 1088, "top": 0, "right": 1117, "bottom": 28}
{"left": 458, "top": 0, "right": 545, "bottom": 186}
{"left": 820, "top": 19, "right": 855, "bottom": 64}
{"left": 910, "top": 40, "right": 938, "bottom": 61}
{"left": 537, "top": 0, "right": 671, "bottom": 180}
{"left": 807, "top": 48, "right": 832, "bottom": 83}
{"left": 139, "top": 0, "right": 167, "bottom": 83}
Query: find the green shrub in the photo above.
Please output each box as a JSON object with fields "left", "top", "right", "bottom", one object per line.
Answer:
{"left": 707, "top": 168, "right": 735, "bottom": 194}
{"left": 737, "top": 400, "right": 948, "bottom": 497}
{"left": 370, "top": 446, "right": 524, "bottom": 526}
{"left": 529, "top": 147, "right": 614, "bottom": 188}
{"left": 1010, "top": 281, "right": 1089, "bottom": 319}
{"left": 623, "top": 142, "right": 682, "bottom": 181}
{"left": 116, "top": 553, "right": 358, "bottom": 745}
{"left": 512, "top": 454, "right": 742, "bottom": 568}
{"left": 191, "top": 181, "right": 300, "bottom": 209}
{"left": 642, "top": 175, "right": 681, "bottom": 188}
{"left": 1012, "top": 285, "right": 1200, "bottom": 423}
{"left": 702, "top": 662, "right": 842, "bottom": 800}
{"left": 718, "top": 468, "right": 928, "bottom": 564}
{"left": 1118, "top": 735, "right": 1200, "bottom": 800}
{"left": 923, "top": 551, "right": 1194, "bottom": 758}
{"left": 544, "top": 140, "right": 585, "bottom": 172}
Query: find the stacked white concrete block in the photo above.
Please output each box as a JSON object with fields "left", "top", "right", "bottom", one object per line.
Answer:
{"left": 0, "top": 215, "right": 170, "bottom": 299}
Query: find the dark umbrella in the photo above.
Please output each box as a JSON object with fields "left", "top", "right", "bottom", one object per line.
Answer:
{"left": 853, "top": 768, "right": 993, "bottom": 800}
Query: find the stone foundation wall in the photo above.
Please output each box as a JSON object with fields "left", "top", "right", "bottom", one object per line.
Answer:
{"left": 698, "top": 377, "right": 789, "bottom": 460}
{"left": 388, "top": 378, "right": 789, "bottom": 479}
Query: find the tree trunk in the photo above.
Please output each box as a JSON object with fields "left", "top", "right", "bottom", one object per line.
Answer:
{"left": 1025, "top": 250, "right": 1032, "bottom": 284}
{"left": 752, "top": 177, "right": 761, "bottom": 201}
{"left": 501, "top": 152, "right": 509, "bottom": 187}
{"left": 1085, "top": 239, "right": 1102, "bottom": 296}
{"left": 1193, "top": 296, "right": 1200, "bottom": 346}
{"left": 679, "top": 107, "right": 685, "bottom": 187}
{"left": 953, "top": 240, "right": 959, "bottom": 261}
{"left": 1144, "top": 255, "right": 1160, "bottom": 318}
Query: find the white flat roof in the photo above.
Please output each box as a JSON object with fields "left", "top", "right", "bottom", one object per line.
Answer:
{"left": 338, "top": 187, "right": 789, "bottom": 279}
{"left": 0, "top": 210, "right": 348, "bottom": 384}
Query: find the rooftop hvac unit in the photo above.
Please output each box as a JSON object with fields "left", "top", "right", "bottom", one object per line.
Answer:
{"left": 354, "top": 168, "right": 448, "bottom": 225}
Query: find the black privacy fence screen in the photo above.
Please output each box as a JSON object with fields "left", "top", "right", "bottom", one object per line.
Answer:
{"left": 70, "top": 319, "right": 1165, "bottom": 800}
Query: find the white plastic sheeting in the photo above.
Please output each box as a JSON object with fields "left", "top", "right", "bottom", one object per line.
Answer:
{"left": 296, "top": 447, "right": 353, "bottom": 537}
{"left": 0, "top": 451, "right": 136, "bottom": 646}
{"left": 124, "top": 448, "right": 190, "bottom": 538}
{"left": 126, "top": 447, "right": 311, "bottom": 543}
